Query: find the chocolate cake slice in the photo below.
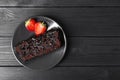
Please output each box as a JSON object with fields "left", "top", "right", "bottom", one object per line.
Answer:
{"left": 15, "top": 29, "right": 61, "bottom": 61}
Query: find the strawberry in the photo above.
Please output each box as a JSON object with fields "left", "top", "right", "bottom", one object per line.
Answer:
{"left": 25, "top": 18, "right": 36, "bottom": 32}
{"left": 35, "top": 22, "right": 47, "bottom": 36}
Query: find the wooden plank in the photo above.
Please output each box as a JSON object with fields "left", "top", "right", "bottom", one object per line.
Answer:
{"left": 1, "top": 37, "right": 120, "bottom": 66}
{"left": 0, "top": 37, "right": 20, "bottom": 66}
{"left": 1, "top": 8, "right": 120, "bottom": 37}
{"left": 0, "top": 67, "right": 110, "bottom": 80}
{"left": 51, "top": 37, "right": 120, "bottom": 66}
{"left": 108, "top": 67, "right": 120, "bottom": 80}
{"left": 1, "top": 67, "right": 120, "bottom": 80}
{"left": 2, "top": 67, "right": 120, "bottom": 80}
{"left": 0, "top": 0, "right": 120, "bottom": 6}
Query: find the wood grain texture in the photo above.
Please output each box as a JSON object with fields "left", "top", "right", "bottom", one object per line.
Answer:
{"left": 1, "top": 37, "right": 120, "bottom": 66}
{"left": 0, "top": 0, "right": 120, "bottom": 6}
{"left": 0, "top": 67, "right": 110, "bottom": 80}
{"left": 0, "top": 0, "right": 120, "bottom": 79}
{"left": 1, "top": 67, "right": 120, "bottom": 80}
{"left": 1, "top": 8, "right": 120, "bottom": 36}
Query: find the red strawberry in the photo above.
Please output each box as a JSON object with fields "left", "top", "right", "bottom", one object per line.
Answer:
{"left": 25, "top": 18, "right": 36, "bottom": 32}
{"left": 35, "top": 22, "right": 47, "bottom": 36}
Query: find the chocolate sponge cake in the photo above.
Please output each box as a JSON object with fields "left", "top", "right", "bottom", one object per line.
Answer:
{"left": 15, "top": 29, "right": 61, "bottom": 61}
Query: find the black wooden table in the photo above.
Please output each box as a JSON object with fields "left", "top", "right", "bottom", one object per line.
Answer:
{"left": 1, "top": 0, "right": 120, "bottom": 80}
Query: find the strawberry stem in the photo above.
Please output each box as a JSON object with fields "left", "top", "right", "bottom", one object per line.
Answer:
{"left": 41, "top": 21, "right": 46, "bottom": 26}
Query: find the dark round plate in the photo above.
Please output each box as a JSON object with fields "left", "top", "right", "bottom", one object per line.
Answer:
{"left": 11, "top": 16, "right": 67, "bottom": 70}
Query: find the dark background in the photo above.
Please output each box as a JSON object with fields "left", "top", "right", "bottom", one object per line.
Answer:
{"left": 0, "top": 0, "right": 120, "bottom": 80}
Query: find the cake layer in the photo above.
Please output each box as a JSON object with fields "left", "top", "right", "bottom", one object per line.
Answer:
{"left": 15, "top": 29, "right": 61, "bottom": 61}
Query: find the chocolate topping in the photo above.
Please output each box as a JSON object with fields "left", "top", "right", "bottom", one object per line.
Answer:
{"left": 15, "top": 30, "right": 61, "bottom": 61}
